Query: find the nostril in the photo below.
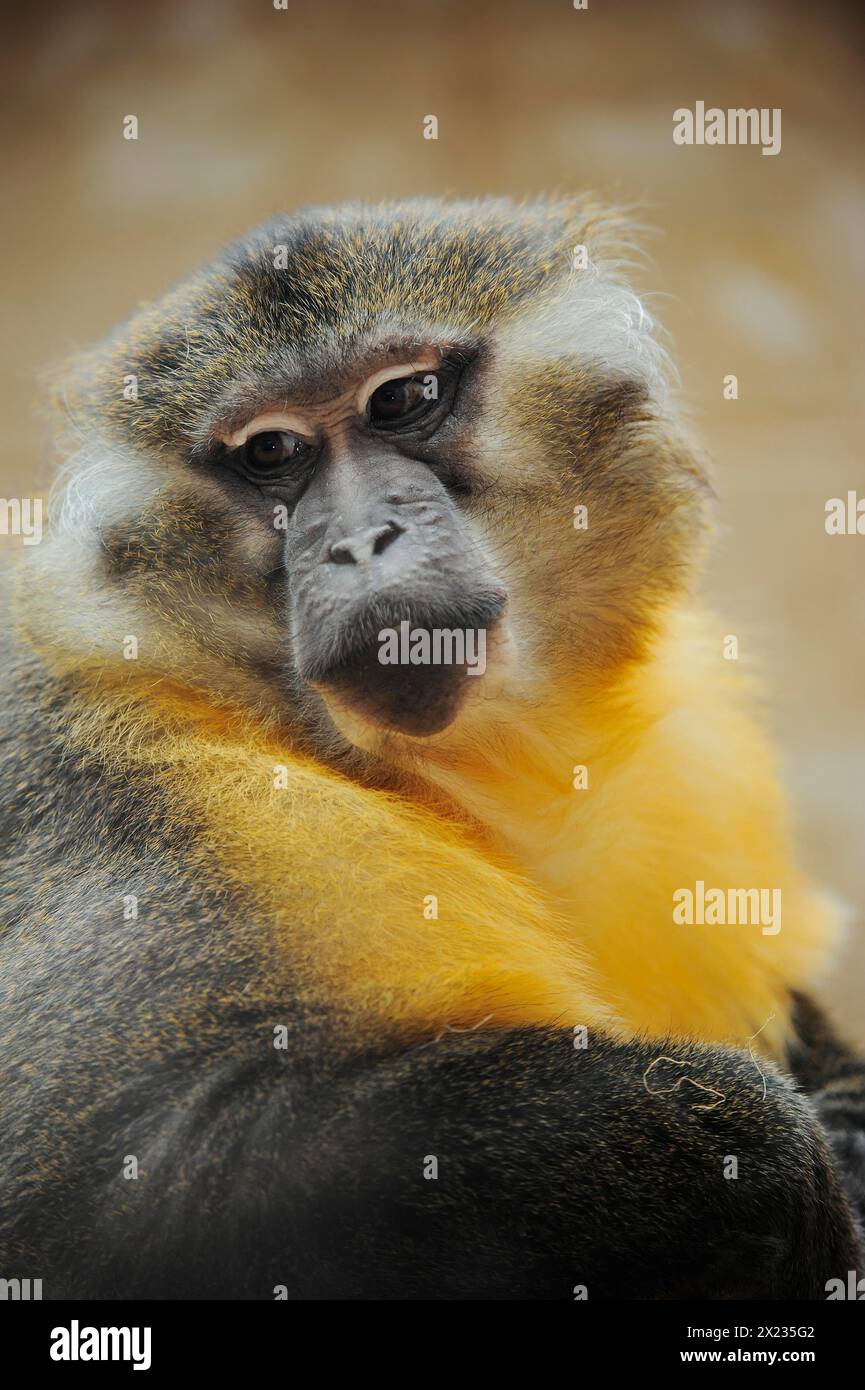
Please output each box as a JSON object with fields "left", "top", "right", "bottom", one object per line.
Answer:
{"left": 327, "top": 520, "right": 405, "bottom": 565}
{"left": 372, "top": 519, "right": 405, "bottom": 555}
{"left": 328, "top": 538, "right": 358, "bottom": 565}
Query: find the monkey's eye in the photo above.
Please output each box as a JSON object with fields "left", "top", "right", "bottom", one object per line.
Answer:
{"left": 243, "top": 430, "right": 312, "bottom": 476}
{"left": 368, "top": 374, "right": 438, "bottom": 427}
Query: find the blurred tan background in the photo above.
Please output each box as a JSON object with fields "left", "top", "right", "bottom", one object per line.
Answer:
{"left": 1, "top": 0, "right": 863, "bottom": 1038}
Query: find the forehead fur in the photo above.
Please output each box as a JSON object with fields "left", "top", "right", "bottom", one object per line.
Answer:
{"left": 61, "top": 195, "right": 646, "bottom": 453}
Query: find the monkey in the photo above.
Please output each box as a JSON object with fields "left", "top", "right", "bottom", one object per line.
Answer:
{"left": 1, "top": 195, "right": 864, "bottom": 1300}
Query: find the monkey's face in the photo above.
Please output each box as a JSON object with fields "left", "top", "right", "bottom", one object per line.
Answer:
{"left": 215, "top": 349, "right": 508, "bottom": 739}
{"left": 53, "top": 198, "right": 712, "bottom": 755}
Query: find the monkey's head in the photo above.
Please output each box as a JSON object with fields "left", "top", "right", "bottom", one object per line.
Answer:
{"left": 45, "top": 197, "right": 712, "bottom": 759}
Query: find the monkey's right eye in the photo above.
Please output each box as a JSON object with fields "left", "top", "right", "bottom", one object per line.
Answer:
{"left": 242, "top": 430, "right": 312, "bottom": 477}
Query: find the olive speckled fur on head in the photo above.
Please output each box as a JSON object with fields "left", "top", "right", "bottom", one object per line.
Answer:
{"left": 66, "top": 198, "right": 615, "bottom": 451}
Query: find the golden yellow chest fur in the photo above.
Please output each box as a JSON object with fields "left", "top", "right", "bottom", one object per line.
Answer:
{"left": 374, "top": 611, "right": 840, "bottom": 1056}
{"left": 55, "top": 608, "right": 838, "bottom": 1063}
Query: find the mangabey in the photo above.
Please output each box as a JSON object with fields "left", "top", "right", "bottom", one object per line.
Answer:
{"left": 1, "top": 198, "right": 863, "bottom": 1299}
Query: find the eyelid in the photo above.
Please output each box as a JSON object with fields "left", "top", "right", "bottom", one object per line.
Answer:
{"left": 221, "top": 413, "right": 312, "bottom": 448}
{"left": 219, "top": 355, "right": 443, "bottom": 443}
{"left": 356, "top": 357, "right": 440, "bottom": 414}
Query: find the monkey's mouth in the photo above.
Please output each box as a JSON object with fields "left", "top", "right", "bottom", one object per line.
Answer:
{"left": 299, "top": 597, "right": 506, "bottom": 737}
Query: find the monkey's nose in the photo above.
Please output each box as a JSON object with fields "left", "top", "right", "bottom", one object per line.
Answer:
{"left": 327, "top": 520, "right": 404, "bottom": 565}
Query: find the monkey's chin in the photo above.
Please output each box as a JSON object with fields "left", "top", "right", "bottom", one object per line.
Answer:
{"left": 314, "top": 658, "right": 479, "bottom": 740}
{"left": 310, "top": 618, "right": 516, "bottom": 750}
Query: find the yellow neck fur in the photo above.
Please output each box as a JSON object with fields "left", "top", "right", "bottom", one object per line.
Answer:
{"left": 41, "top": 605, "right": 838, "bottom": 1058}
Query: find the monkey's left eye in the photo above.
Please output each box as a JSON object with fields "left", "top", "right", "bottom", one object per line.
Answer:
{"left": 242, "top": 430, "right": 312, "bottom": 476}
{"left": 368, "top": 374, "right": 438, "bottom": 427}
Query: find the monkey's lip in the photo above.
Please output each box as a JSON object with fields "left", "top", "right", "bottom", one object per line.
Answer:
{"left": 294, "top": 590, "right": 506, "bottom": 736}
{"left": 303, "top": 619, "right": 501, "bottom": 738}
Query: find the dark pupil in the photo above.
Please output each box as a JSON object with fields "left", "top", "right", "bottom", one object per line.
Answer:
{"left": 247, "top": 431, "right": 295, "bottom": 470}
{"left": 370, "top": 377, "right": 426, "bottom": 421}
